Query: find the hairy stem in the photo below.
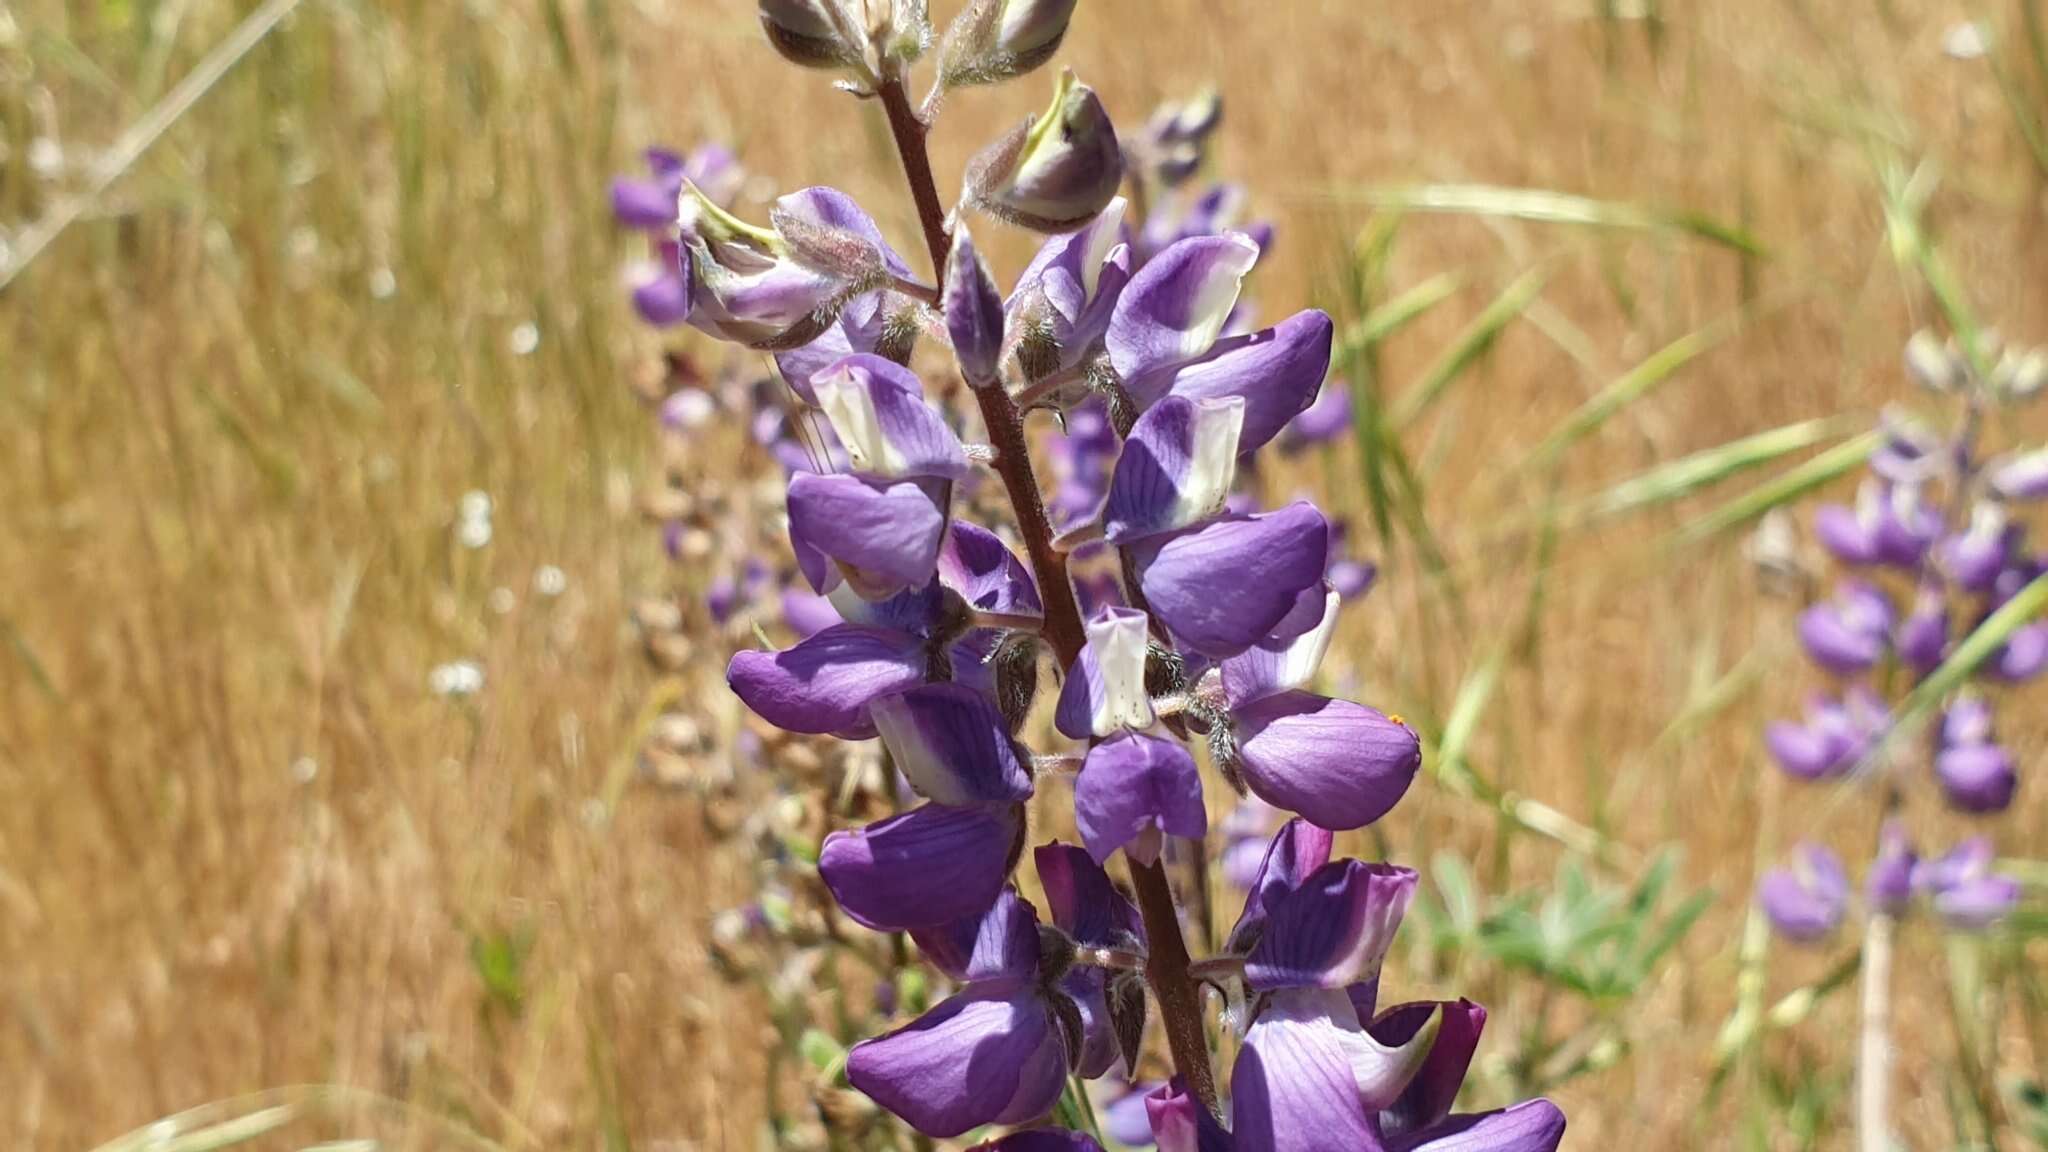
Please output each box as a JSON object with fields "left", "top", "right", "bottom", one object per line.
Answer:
{"left": 875, "top": 67, "right": 1219, "bottom": 1115}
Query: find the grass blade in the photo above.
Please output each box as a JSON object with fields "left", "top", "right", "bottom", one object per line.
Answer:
{"left": 1392, "top": 268, "right": 1547, "bottom": 429}
{"left": 1673, "top": 430, "right": 1880, "bottom": 544}
{"left": 1550, "top": 417, "right": 1858, "bottom": 529}
{"left": 1874, "top": 571, "right": 2048, "bottom": 756}
{"left": 1305, "top": 183, "right": 1769, "bottom": 256}
{"left": 1337, "top": 271, "right": 1464, "bottom": 358}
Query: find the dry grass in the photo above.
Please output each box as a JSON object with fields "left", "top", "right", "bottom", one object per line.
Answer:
{"left": 4, "top": 0, "right": 2046, "bottom": 1148}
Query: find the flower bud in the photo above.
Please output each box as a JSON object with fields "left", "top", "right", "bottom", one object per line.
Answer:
{"left": 759, "top": 0, "right": 859, "bottom": 69}
{"left": 2000, "top": 347, "right": 2047, "bottom": 399}
{"left": 966, "top": 69, "right": 1124, "bottom": 233}
{"left": 1902, "top": 329, "right": 1957, "bottom": 392}
{"left": 943, "top": 227, "right": 1006, "bottom": 386}
{"left": 1757, "top": 844, "right": 1848, "bottom": 943}
{"left": 1867, "top": 821, "right": 1916, "bottom": 915}
{"left": 938, "top": 0, "right": 1077, "bottom": 86}
{"left": 677, "top": 185, "right": 906, "bottom": 350}
{"left": 1989, "top": 447, "right": 2048, "bottom": 502}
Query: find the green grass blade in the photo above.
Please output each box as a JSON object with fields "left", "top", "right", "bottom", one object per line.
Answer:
{"left": 1527, "top": 298, "right": 1774, "bottom": 466}
{"left": 1552, "top": 417, "right": 1857, "bottom": 529}
{"left": 1337, "top": 272, "right": 1464, "bottom": 358}
{"left": 1392, "top": 268, "right": 1547, "bottom": 429}
{"left": 1873, "top": 571, "right": 2048, "bottom": 757}
{"left": 1306, "top": 183, "right": 1770, "bottom": 256}
{"left": 1673, "top": 430, "right": 1880, "bottom": 544}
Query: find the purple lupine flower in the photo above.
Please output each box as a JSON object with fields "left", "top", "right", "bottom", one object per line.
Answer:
{"left": 818, "top": 683, "right": 1033, "bottom": 931}
{"left": 1763, "top": 688, "right": 1888, "bottom": 780}
{"left": 1796, "top": 580, "right": 1894, "bottom": 674}
{"left": 1219, "top": 796, "right": 1285, "bottom": 892}
{"left": 945, "top": 226, "right": 1008, "bottom": 387}
{"left": 1107, "top": 233, "right": 1333, "bottom": 456}
{"left": 1757, "top": 844, "right": 1850, "bottom": 943}
{"left": 1128, "top": 502, "right": 1333, "bottom": 658}
{"left": 730, "top": 522, "right": 1039, "bottom": 733}
{"left": 1894, "top": 581, "right": 1950, "bottom": 672}
{"left": 1938, "top": 501, "right": 2015, "bottom": 591}
{"left": 672, "top": 185, "right": 911, "bottom": 349}
{"left": 612, "top": 145, "right": 742, "bottom": 230}
{"left": 1324, "top": 520, "right": 1379, "bottom": 601}
{"left": 966, "top": 69, "right": 1125, "bottom": 233}
{"left": 1005, "top": 200, "right": 1132, "bottom": 384}
{"left": 1933, "top": 693, "right": 2016, "bottom": 813}
{"left": 787, "top": 355, "right": 971, "bottom": 602}
{"left": 1204, "top": 593, "right": 1421, "bottom": 830}
{"left": 1913, "top": 838, "right": 2021, "bottom": 930}
{"left": 1987, "top": 446, "right": 2048, "bottom": 501}
{"left": 970, "top": 1131, "right": 1109, "bottom": 1152}
{"left": 1277, "top": 378, "right": 1352, "bottom": 455}
{"left": 847, "top": 889, "right": 1075, "bottom": 1136}
{"left": 1099, "top": 1080, "right": 1164, "bottom": 1148}
{"left": 1036, "top": 843, "right": 1146, "bottom": 1077}
{"left": 1867, "top": 820, "right": 1917, "bottom": 915}
{"left": 1055, "top": 607, "right": 1206, "bottom": 864}
{"left": 1208, "top": 825, "right": 1564, "bottom": 1152}
{"left": 1048, "top": 398, "right": 1121, "bottom": 531}
{"left": 1816, "top": 477, "right": 1941, "bottom": 570}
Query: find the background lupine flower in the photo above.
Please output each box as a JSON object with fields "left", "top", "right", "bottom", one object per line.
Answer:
{"left": 1914, "top": 838, "right": 2021, "bottom": 929}
{"left": 1756, "top": 843, "right": 1850, "bottom": 942}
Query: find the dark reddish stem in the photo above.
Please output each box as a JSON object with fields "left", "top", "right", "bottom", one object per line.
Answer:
{"left": 875, "top": 69, "right": 1219, "bottom": 1114}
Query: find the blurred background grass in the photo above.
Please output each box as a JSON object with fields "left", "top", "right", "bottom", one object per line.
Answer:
{"left": 3, "top": 0, "right": 2046, "bottom": 1148}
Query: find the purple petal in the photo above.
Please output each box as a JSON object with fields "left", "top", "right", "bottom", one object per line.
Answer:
{"left": 1006, "top": 199, "right": 1128, "bottom": 352}
{"left": 1867, "top": 820, "right": 1916, "bottom": 915}
{"left": 1280, "top": 378, "right": 1353, "bottom": 453}
{"left": 1146, "top": 1080, "right": 1235, "bottom": 1152}
{"left": 1229, "top": 989, "right": 1384, "bottom": 1152}
{"left": 1386, "top": 1099, "right": 1567, "bottom": 1152}
{"left": 1036, "top": 842, "right": 1144, "bottom": 948}
{"left": 819, "top": 802, "right": 1023, "bottom": 931}
{"left": 1107, "top": 233, "right": 1261, "bottom": 382}
{"left": 779, "top": 588, "right": 842, "bottom": 638}
{"left": 1234, "top": 692, "right": 1420, "bottom": 831}
{"left": 786, "top": 472, "right": 946, "bottom": 600}
{"left": 1796, "top": 581, "right": 1893, "bottom": 674}
{"left": 726, "top": 624, "right": 927, "bottom": 735}
{"left": 611, "top": 176, "right": 677, "bottom": 229}
{"left": 1939, "top": 502, "right": 2013, "bottom": 591}
{"left": 971, "top": 1131, "right": 1109, "bottom": 1152}
{"left": 846, "top": 980, "right": 1067, "bottom": 1137}
{"left": 1075, "top": 733, "right": 1209, "bottom": 866}
{"left": 1932, "top": 874, "right": 2021, "bottom": 930}
{"left": 1227, "top": 818, "right": 1336, "bottom": 953}
{"left": 1895, "top": 585, "right": 1949, "bottom": 671}
{"left": 1935, "top": 743, "right": 2016, "bottom": 813}
{"left": 941, "top": 521, "right": 1044, "bottom": 619}
{"left": 1105, "top": 395, "right": 1246, "bottom": 543}
{"left": 945, "top": 226, "right": 1007, "bottom": 386}
{"left": 1246, "top": 860, "right": 1417, "bottom": 991}
{"left": 870, "top": 683, "right": 1033, "bottom": 807}
{"left": 631, "top": 270, "right": 693, "bottom": 326}
{"left": 1990, "top": 622, "right": 2048, "bottom": 681}
{"left": 1813, "top": 503, "right": 1881, "bottom": 566}
{"left": 1764, "top": 718, "right": 1851, "bottom": 781}
{"left": 1988, "top": 447, "right": 2048, "bottom": 501}
{"left": 772, "top": 186, "right": 912, "bottom": 279}
{"left": 911, "top": 887, "right": 1042, "bottom": 983}
{"left": 1220, "top": 588, "right": 1340, "bottom": 708}
{"left": 812, "top": 354, "right": 971, "bottom": 481}
{"left": 1133, "top": 503, "right": 1331, "bottom": 658}
{"left": 1914, "top": 837, "right": 1996, "bottom": 895}
{"left": 774, "top": 292, "right": 887, "bottom": 404}
{"left": 1756, "top": 844, "right": 1848, "bottom": 943}
{"left": 1371, "top": 1000, "right": 1487, "bottom": 1137}
{"left": 1128, "top": 311, "right": 1335, "bottom": 456}
{"left": 1055, "top": 606, "right": 1155, "bottom": 739}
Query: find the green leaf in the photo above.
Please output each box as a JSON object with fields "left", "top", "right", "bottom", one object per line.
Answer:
{"left": 1308, "top": 182, "right": 1769, "bottom": 255}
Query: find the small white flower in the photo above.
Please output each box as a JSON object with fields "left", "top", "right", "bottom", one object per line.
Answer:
{"left": 429, "top": 660, "right": 485, "bottom": 697}
{"left": 1944, "top": 21, "right": 1988, "bottom": 59}
{"left": 288, "top": 225, "right": 320, "bottom": 262}
{"left": 488, "top": 587, "right": 517, "bottom": 614}
{"left": 290, "top": 756, "right": 320, "bottom": 784}
{"left": 369, "top": 267, "right": 398, "bottom": 299}
{"left": 27, "top": 137, "right": 62, "bottom": 178}
{"left": 509, "top": 321, "right": 540, "bottom": 356}
{"left": 533, "top": 565, "right": 568, "bottom": 597}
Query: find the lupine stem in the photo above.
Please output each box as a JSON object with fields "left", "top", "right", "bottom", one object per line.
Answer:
{"left": 1856, "top": 909, "right": 1894, "bottom": 1152}
{"left": 875, "top": 66, "right": 1221, "bottom": 1116}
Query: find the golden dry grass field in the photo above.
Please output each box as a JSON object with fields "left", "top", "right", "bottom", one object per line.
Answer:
{"left": 4, "top": 0, "right": 2047, "bottom": 1149}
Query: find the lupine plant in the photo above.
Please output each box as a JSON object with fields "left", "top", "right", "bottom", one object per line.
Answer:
{"left": 1755, "top": 329, "right": 2045, "bottom": 1150}
{"left": 613, "top": 2, "right": 1575, "bottom": 1149}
